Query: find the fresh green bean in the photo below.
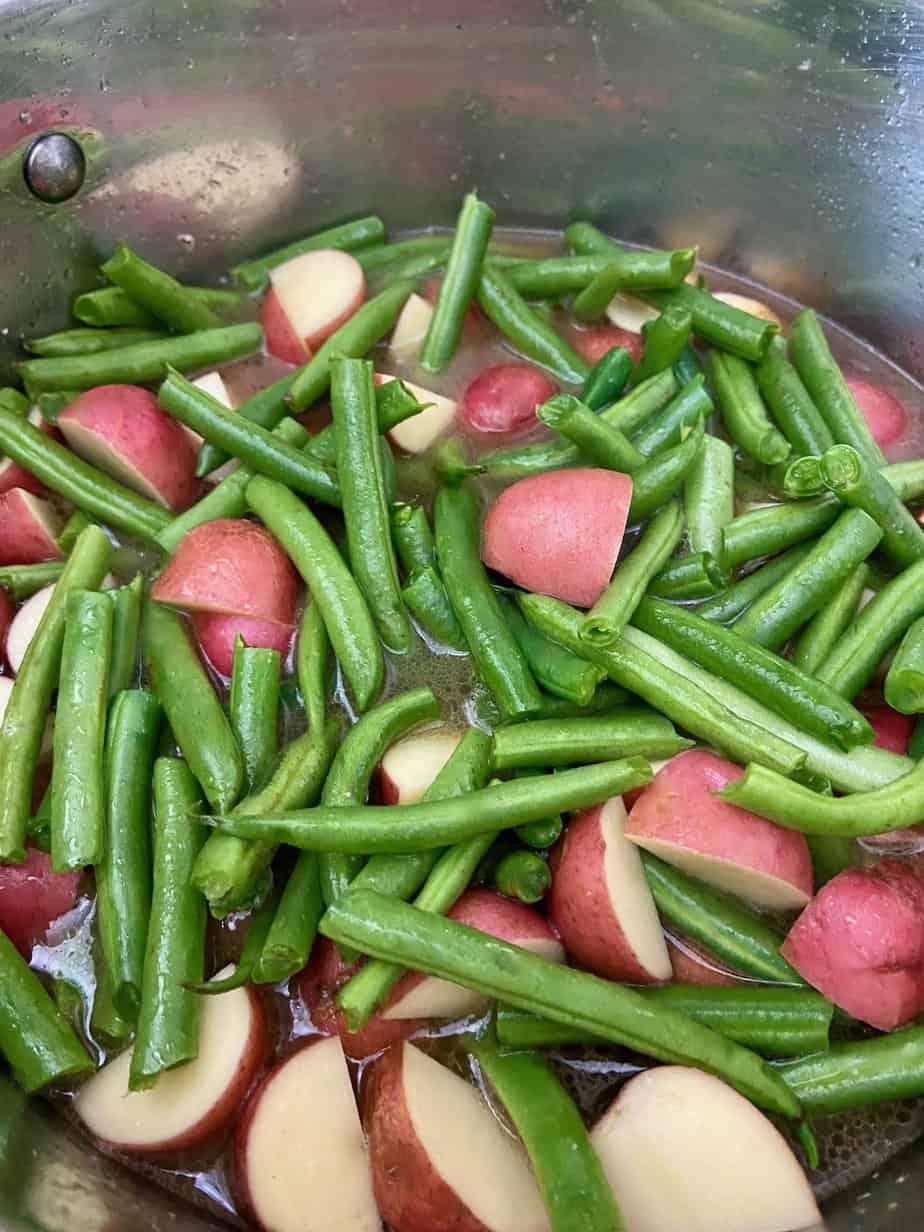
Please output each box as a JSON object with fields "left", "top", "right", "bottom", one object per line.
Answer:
{"left": 911, "top": 715, "right": 924, "bottom": 760}
{"left": 433, "top": 435, "right": 483, "bottom": 485}
{"left": 502, "top": 253, "right": 610, "bottom": 297}
{"left": 885, "top": 617, "right": 924, "bottom": 714}
{"left": 492, "top": 710, "right": 689, "bottom": 770}
{"left": 307, "top": 375, "right": 426, "bottom": 466}
{"left": 632, "top": 303, "right": 693, "bottom": 387}
{"left": 247, "top": 476, "right": 384, "bottom": 711}
{"left": 514, "top": 814, "right": 563, "bottom": 849}
{"left": 673, "top": 342, "right": 704, "bottom": 386}
{"left": 323, "top": 890, "right": 800, "bottom": 1118}
{"left": 709, "top": 350, "right": 790, "bottom": 466}
{"left": 630, "top": 376, "right": 713, "bottom": 458}
{"left": 50, "top": 591, "right": 112, "bottom": 871}
{"left": 501, "top": 595, "right": 605, "bottom": 705}
{"left": 564, "top": 223, "right": 696, "bottom": 289}
{"left": 0, "top": 561, "right": 66, "bottom": 600}
{"left": 776, "top": 1025, "right": 924, "bottom": 1113}
{"left": 107, "top": 574, "right": 143, "bottom": 699}
{"left": 391, "top": 502, "right": 436, "bottom": 573}
{"left": 196, "top": 369, "right": 297, "bottom": 476}
{"left": 252, "top": 850, "right": 325, "bottom": 985}
{"left": 805, "top": 834, "right": 855, "bottom": 888}
{"left": 142, "top": 601, "right": 244, "bottom": 813}
{"left": 696, "top": 543, "right": 814, "bottom": 624}
{"left": 628, "top": 417, "right": 705, "bottom": 521}
{"left": 230, "top": 640, "right": 281, "bottom": 792}
{"left": 640, "top": 283, "right": 777, "bottom": 361}
{"left": 231, "top": 215, "right": 386, "bottom": 291}
{"left": 491, "top": 850, "right": 551, "bottom": 902}
{"left": 756, "top": 347, "right": 834, "bottom": 458}
{"left": 476, "top": 265, "right": 590, "bottom": 385}
{"left": 524, "top": 681, "right": 631, "bottom": 720}
{"left": 633, "top": 596, "right": 874, "bottom": 751}
{"left": 722, "top": 499, "right": 837, "bottom": 568}
{"left": 129, "top": 758, "right": 206, "bottom": 1090}
{"left": 0, "top": 526, "right": 112, "bottom": 862}
{"left": 537, "top": 393, "right": 644, "bottom": 472}
{"left": 403, "top": 567, "right": 468, "bottom": 650}
{"left": 435, "top": 483, "right": 542, "bottom": 718}
{"left": 0, "top": 929, "right": 92, "bottom": 1093}
{"left": 356, "top": 234, "right": 450, "bottom": 273}
{"left": 297, "top": 601, "right": 330, "bottom": 735}
{"left": 73, "top": 284, "right": 242, "bottom": 328}
{"left": 420, "top": 192, "right": 495, "bottom": 372}
{"left": 732, "top": 508, "right": 883, "bottom": 650}
{"left": 822, "top": 443, "right": 924, "bottom": 568}
{"left": 0, "top": 407, "right": 171, "bottom": 540}
{"left": 571, "top": 263, "right": 626, "bottom": 321}
{"left": 647, "top": 551, "right": 728, "bottom": 600}
{"left": 101, "top": 243, "right": 223, "bottom": 332}
{"left": 0, "top": 386, "right": 29, "bottom": 417}
{"left": 789, "top": 307, "right": 885, "bottom": 464}
{"left": 25, "top": 327, "right": 168, "bottom": 357}
{"left": 580, "top": 345, "right": 633, "bottom": 410}
{"left": 781, "top": 455, "right": 825, "bottom": 499}
{"left": 18, "top": 324, "right": 261, "bottom": 397}
{"left": 90, "top": 955, "right": 133, "bottom": 1045}
{"left": 96, "top": 689, "right": 162, "bottom": 1022}
{"left": 184, "top": 893, "right": 278, "bottom": 994}
{"left": 685, "top": 433, "right": 735, "bottom": 560}
{"left": 157, "top": 467, "right": 250, "bottom": 553}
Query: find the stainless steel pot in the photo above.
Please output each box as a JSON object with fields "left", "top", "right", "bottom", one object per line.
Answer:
{"left": 1, "top": 0, "right": 923, "bottom": 1227}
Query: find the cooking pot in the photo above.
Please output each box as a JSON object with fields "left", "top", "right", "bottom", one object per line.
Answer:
{"left": 1, "top": 0, "right": 923, "bottom": 1228}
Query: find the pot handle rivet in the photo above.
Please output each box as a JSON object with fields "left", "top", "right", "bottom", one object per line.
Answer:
{"left": 22, "top": 131, "right": 86, "bottom": 203}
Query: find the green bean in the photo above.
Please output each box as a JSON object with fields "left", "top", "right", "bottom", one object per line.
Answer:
{"left": 107, "top": 574, "right": 143, "bottom": 698}
{"left": 475, "top": 1042, "right": 623, "bottom": 1232}
{"left": 156, "top": 469, "right": 249, "bottom": 554}
{"left": 633, "top": 596, "right": 874, "bottom": 751}
{"left": 142, "top": 601, "right": 244, "bottom": 813}
{"left": 307, "top": 375, "right": 426, "bottom": 465}
{"left": 391, "top": 502, "right": 436, "bottom": 573}
{"left": 96, "top": 689, "right": 162, "bottom": 1023}
{"left": 323, "top": 890, "right": 800, "bottom": 1118}
{"left": 580, "top": 344, "right": 633, "bottom": 410}
{"left": 430, "top": 436, "right": 482, "bottom": 485}
{"left": 805, "top": 834, "right": 855, "bottom": 887}
{"left": 158, "top": 367, "right": 341, "bottom": 507}
{"left": 50, "top": 591, "right": 112, "bottom": 871}
{"left": 192, "top": 718, "right": 338, "bottom": 917}
{"left": 564, "top": 223, "right": 696, "bottom": 289}
{"left": 571, "top": 263, "right": 626, "bottom": 321}
{"left": 26, "top": 327, "right": 168, "bottom": 357}
{"left": 501, "top": 595, "right": 605, "bottom": 705}
{"left": 231, "top": 215, "right": 385, "bottom": 291}
{"left": 297, "top": 601, "right": 330, "bottom": 735}
{"left": 537, "top": 393, "right": 644, "bottom": 472}
{"left": 318, "top": 688, "right": 441, "bottom": 909}
{"left": 0, "top": 386, "right": 29, "bottom": 417}
{"left": 491, "top": 850, "right": 551, "bottom": 903}
{"left": 722, "top": 499, "right": 837, "bottom": 568}
{"left": 73, "top": 284, "right": 242, "bottom": 328}
{"left": 685, "top": 433, "right": 735, "bottom": 560}
{"left": 789, "top": 307, "right": 885, "bottom": 465}
{"left": 331, "top": 357, "right": 411, "bottom": 650}
{"left": 130, "top": 758, "right": 207, "bottom": 1091}
{"left": 731, "top": 508, "right": 883, "bottom": 651}
{"left": 515, "top": 814, "right": 563, "bottom": 849}
{"left": 435, "top": 483, "right": 542, "bottom": 718}
{"left": 816, "top": 558, "right": 924, "bottom": 700}
{"left": 640, "top": 283, "right": 777, "bottom": 361}
{"left": 885, "top": 617, "right": 924, "bottom": 714}
{"left": 230, "top": 640, "right": 280, "bottom": 792}
{"left": 647, "top": 551, "right": 728, "bottom": 600}
{"left": 502, "top": 253, "right": 610, "bottom": 297}
{"left": 492, "top": 710, "right": 689, "bottom": 771}
{"left": 517, "top": 593, "right": 807, "bottom": 778}
{"left": 630, "top": 375, "right": 713, "bottom": 458}
{"left": 247, "top": 476, "right": 384, "bottom": 711}
{"left": 781, "top": 455, "right": 825, "bottom": 499}
{"left": 523, "top": 681, "right": 631, "bottom": 720}
{"left": 196, "top": 369, "right": 298, "bottom": 476}
{"left": 403, "top": 567, "right": 468, "bottom": 650}
{"left": 210, "top": 759, "right": 653, "bottom": 852}
{"left": 101, "top": 243, "right": 223, "bottom": 332}
{"left": 420, "top": 192, "right": 495, "bottom": 372}
{"left": 911, "top": 715, "right": 924, "bottom": 760}
{"left": 628, "top": 417, "right": 705, "bottom": 521}
{"left": 252, "top": 851, "right": 325, "bottom": 985}
{"left": 673, "top": 342, "right": 704, "bottom": 386}
{"left": 777, "top": 1025, "right": 924, "bottom": 1113}
{"left": 185, "top": 893, "right": 278, "bottom": 994}
{"left": 0, "top": 929, "right": 92, "bottom": 1093}
{"left": 756, "top": 347, "right": 834, "bottom": 458}
{"left": 357, "top": 234, "right": 450, "bottom": 273}
{"left": 0, "top": 561, "right": 65, "bottom": 600}
{"left": 709, "top": 350, "right": 790, "bottom": 466}
{"left": 90, "top": 955, "right": 133, "bottom": 1045}
{"left": 18, "top": 323, "right": 261, "bottom": 397}
{"left": 0, "top": 526, "right": 112, "bottom": 862}
{"left": 632, "top": 303, "right": 693, "bottom": 386}
{"left": 822, "top": 443, "right": 924, "bottom": 568}
{"left": 0, "top": 407, "right": 172, "bottom": 540}
{"left": 476, "top": 265, "right": 590, "bottom": 385}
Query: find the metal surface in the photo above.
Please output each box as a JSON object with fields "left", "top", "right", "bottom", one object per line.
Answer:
{"left": 22, "top": 132, "right": 86, "bottom": 203}
{"left": 0, "top": 0, "right": 923, "bottom": 1227}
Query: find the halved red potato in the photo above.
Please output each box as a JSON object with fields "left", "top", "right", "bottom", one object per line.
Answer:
{"left": 861, "top": 703, "right": 914, "bottom": 756}
{"left": 375, "top": 725, "right": 463, "bottom": 805}
{"left": 667, "top": 937, "right": 744, "bottom": 988}
{"left": 192, "top": 612, "right": 294, "bottom": 678}
{"left": 382, "top": 888, "right": 564, "bottom": 1021}
{"left": 375, "top": 374, "right": 457, "bottom": 455}
{"left": 481, "top": 468, "right": 632, "bottom": 608}
{"left": 781, "top": 861, "right": 924, "bottom": 1030}
{"left": 75, "top": 970, "right": 267, "bottom": 1153}
{"left": 548, "top": 796, "right": 671, "bottom": 984}
{"left": 363, "top": 1041, "right": 548, "bottom": 1232}
{"left": 261, "top": 286, "right": 311, "bottom": 366}
{"left": 151, "top": 519, "right": 299, "bottom": 624}
{"left": 266, "top": 248, "right": 365, "bottom": 359}
{"left": 605, "top": 292, "right": 659, "bottom": 334}
{"left": 846, "top": 374, "right": 909, "bottom": 449}
{"left": 0, "top": 845, "right": 80, "bottom": 958}
{"left": 191, "top": 373, "right": 240, "bottom": 484}
{"left": 0, "top": 488, "right": 64, "bottom": 566}
{"left": 235, "top": 1036, "right": 380, "bottom": 1232}
{"left": 590, "top": 1066, "right": 821, "bottom": 1232}
{"left": 0, "top": 408, "right": 56, "bottom": 497}
{"left": 625, "top": 750, "right": 813, "bottom": 911}
{"left": 458, "top": 363, "right": 557, "bottom": 439}
{"left": 711, "top": 291, "right": 783, "bottom": 330}
{"left": 571, "top": 324, "right": 644, "bottom": 366}
{"left": 58, "top": 385, "right": 199, "bottom": 510}
{"left": 5, "top": 582, "right": 54, "bottom": 674}
{"left": 0, "top": 586, "right": 13, "bottom": 663}
{"left": 389, "top": 291, "right": 434, "bottom": 363}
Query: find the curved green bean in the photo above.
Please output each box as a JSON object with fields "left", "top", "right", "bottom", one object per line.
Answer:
{"left": 537, "top": 394, "right": 644, "bottom": 472}
{"left": 709, "top": 350, "right": 790, "bottom": 465}
{"left": 756, "top": 348, "right": 834, "bottom": 458}
{"left": 502, "top": 595, "right": 605, "bottom": 705}
{"left": 391, "top": 502, "right": 436, "bottom": 573}
{"left": 476, "top": 265, "right": 590, "bottom": 385}
{"left": 776, "top": 1026, "right": 924, "bottom": 1114}
{"left": 632, "top": 303, "right": 693, "bottom": 386}
{"left": 580, "top": 345, "right": 633, "bottom": 410}
{"left": 403, "top": 567, "right": 467, "bottom": 650}
{"left": 491, "top": 850, "right": 552, "bottom": 903}
{"left": 630, "top": 375, "right": 713, "bottom": 458}
{"left": 252, "top": 850, "right": 324, "bottom": 985}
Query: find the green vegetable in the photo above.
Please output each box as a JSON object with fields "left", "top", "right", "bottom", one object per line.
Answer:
{"left": 632, "top": 303, "right": 693, "bottom": 386}
{"left": 756, "top": 344, "right": 835, "bottom": 459}
{"left": 821, "top": 443, "right": 924, "bottom": 568}
{"left": 403, "top": 567, "right": 468, "bottom": 650}
{"left": 630, "top": 376, "right": 713, "bottom": 459}
{"left": 231, "top": 215, "right": 385, "bottom": 291}
{"left": 230, "top": 640, "right": 281, "bottom": 792}
{"left": 421, "top": 192, "right": 495, "bottom": 372}
{"left": 297, "top": 601, "right": 330, "bottom": 735}
{"left": 791, "top": 563, "right": 869, "bottom": 676}
{"left": 501, "top": 595, "right": 604, "bottom": 705}
{"left": 640, "top": 283, "right": 777, "bottom": 361}
{"left": 885, "top": 616, "right": 924, "bottom": 714}
{"left": 709, "top": 350, "right": 790, "bottom": 466}
{"left": 537, "top": 394, "right": 644, "bottom": 472}
{"left": 491, "top": 850, "right": 551, "bottom": 903}
{"left": 476, "top": 265, "right": 590, "bottom": 385}
{"left": 0, "top": 561, "right": 66, "bottom": 600}
{"left": 491, "top": 710, "right": 690, "bottom": 770}
{"left": 647, "top": 551, "right": 728, "bottom": 600}
{"left": 580, "top": 345, "right": 633, "bottom": 410}
{"left": 776, "top": 1026, "right": 924, "bottom": 1113}
{"left": 101, "top": 243, "right": 223, "bottom": 332}
{"left": 73, "top": 284, "right": 242, "bottom": 328}
{"left": 628, "top": 418, "right": 706, "bottom": 521}
{"left": 25, "top": 327, "right": 168, "bottom": 356}
{"left": 564, "top": 223, "right": 696, "bottom": 289}
{"left": 685, "top": 433, "right": 735, "bottom": 561}
{"left": 107, "top": 574, "right": 143, "bottom": 699}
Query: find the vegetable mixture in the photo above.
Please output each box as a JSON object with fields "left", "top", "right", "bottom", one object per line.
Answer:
{"left": 2, "top": 192, "right": 924, "bottom": 1232}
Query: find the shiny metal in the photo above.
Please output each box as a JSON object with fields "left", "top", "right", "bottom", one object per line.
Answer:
{"left": 22, "top": 132, "right": 86, "bottom": 203}
{"left": 0, "top": 0, "right": 923, "bottom": 1227}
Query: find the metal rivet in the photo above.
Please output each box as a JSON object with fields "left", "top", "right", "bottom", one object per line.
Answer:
{"left": 22, "top": 132, "right": 86, "bottom": 203}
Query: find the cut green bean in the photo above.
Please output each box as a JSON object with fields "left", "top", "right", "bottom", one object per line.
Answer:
{"left": 685, "top": 433, "right": 735, "bottom": 560}
{"left": 491, "top": 850, "right": 551, "bottom": 903}
{"left": 476, "top": 265, "right": 590, "bottom": 385}
{"left": 640, "top": 283, "right": 777, "bottom": 361}
{"left": 503, "top": 253, "right": 609, "bottom": 297}
{"left": 107, "top": 574, "right": 143, "bottom": 699}
{"left": 0, "top": 561, "right": 66, "bottom": 600}
{"left": 73, "top": 284, "right": 242, "bottom": 328}
{"left": 96, "top": 689, "right": 162, "bottom": 1022}
{"left": 90, "top": 955, "right": 133, "bottom": 1045}
{"left": 697, "top": 543, "right": 816, "bottom": 624}
{"left": 357, "top": 234, "right": 451, "bottom": 273}
{"left": 391, "top": 502, "right": 436, "bottom": 574}
{"left": 26, "top": 327, "right": 168, "bottom": 357}
{"left": 297, "top": 601, "right": 330, "bottom": 735}
{"left": 421, "top": 192, "right": 495, "bottom": 372}
{"left": 776, "top": 1026, "right": 924, "bottom": 1114}
{"left": 537, "top": 393, "right": 644, "bottom": 472}
{"left": 885, "top": 617, "right": 924, "bottom": 714}
{"left": 628, "top": 417, "right": 705, "bottom": 521}
{"left": 502, "top": 595, "right": 605, "bottom": 705}
{"left": 102, "top": 243, "right": 223, "bottom": 332}
{"left": 756, "top": 347, "right": 834, "bottom": 458}
{"left": 632, "top": 303, "right": 693, "bottom": 386}
{"left": 130, "top": 758, "right": 207, "bottom": 1091}
{"left": 571, "top": 262, "right": 626, "bottom": 321}
{"left": 231, "top": 215, "right": 386, "bottom": 291}
{"left": 911, "top": 715, "right": 924, "bottom": 760}
{"left": 403, "top": 567, "right": 468, "bottom": 651}
{"left": 185, "top": 893, "right": 279, "bottom": 994}
{"left": 492, "top": 710, "right": 689, "bottom": 770}
{"left": 781, "top": 455, "right": 825, "bottom": 499}
{"left": 564, "top": 223, "right": 697, "bottom": 289}
{"left": 514, "top": 814, "right": 563, "bottom": 849}
{"left": 230, "top": 640, "right": 281, "bottom": 792}
{"left": 647, "top": 551, "right": 728, "bottom": 600}
{"left": 196, "top": 369, "right": 298, "bottom": 477}
{"left": 580, "top": 345, "right": 633, "bottom": 410}
{"left": 821, "top": 443, "right": 924, "bottom": 568}
{"left": 630, "top": 375, "right": 713, "bottom": 458}
{"left": 521, "top": 681, "right": 631, "bottom": 720}
{"left": 673, "top": 342, "right": 704, "bottom": 386}
{"left": 722, "top": 499, "right": 838, "bottom": 568}
{"left": 709, "top": 350, "right": 790, "bottom": 466}
{"left": 252, "top": 850, "right": 325, "bottom": 984}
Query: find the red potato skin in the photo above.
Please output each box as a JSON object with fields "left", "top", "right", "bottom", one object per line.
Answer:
{"left": 0, "top": 489, "right": 64, "bottom": 566}
{"left": 58, "top": 385, "right": 200, "bottom": 510}
{"left": 846, "top": 375, "right": 909, "bottom": 449}
{"left": 192, "top": 612, "right": 293, "bottom": 678}
{"left": 547, "top": 806, "right": 667, "bottom": 983}
{"left": 0, "top": 846, "right": 80, "bottom": 958}
{"left": 0, "top": 586, "right": 13, "bottom": 664}
{"left": 667, "top": 938, "right": 744, "bottom": 988}
{"left": 861, "top": 704, "right": 914, "bottom": 756}
{"left": 481, "top": 468, "right": 633, "bottom": 608}
{"left": 458, "top": 363, "right": 557, "bottom": 440}
{"left": 151, "top": 519, "right": 300, "bottom": 624}
{"left": 260, "top": 287, "right": 311, "bottom": 366}
{"left": 571, "top": 325, "right": 644, "bottom": 366}
{"left": 781, "top": 861, "right": 924, "bottom": 1030}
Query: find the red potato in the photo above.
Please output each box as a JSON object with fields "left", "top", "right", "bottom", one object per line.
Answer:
{"left": 389, "top": 291, "right": 434, "bottom": 363}
{"left": 5, "top": 582, "right": 54, "bottom": 674}
{"left": 261, "top": 287, "right": 311, "bottom": 366}
{"left": 590, "top": 1066, "right": 821, "bottom": 1232}
{"left": 192, "top": 612, "right": 294, "bottom": 678}
{"left": 667, "top": 937, "right": 744, "bottom": 988}
{"left": 0, "top": 845, "right": 80, "bottom": 959}
{"left": 235, "top": 1036, "right": 380, "bottom": 1232}
{"left": 481, "top": 468, "right": 633, "bottom": 608}
{"left": 363, "top": 1041, "right": 548, "bottom": 1232}
{"left": 571, "top": 324, "right": 644, "bottom": 366}
{"left": 846, "top": 374, "right": 909, "bottom": 449}
{"left": 458, "top": 363, "right": 557, "bottom": 439}
{"left": 0, "top": 586, "right": 13, "bottom": 663}
{"left": 58, "top": 385, "right": 200, "bottom": 510}
{"left": 547, "top": 796, "right": 672, "bottom": 983}
{"left": 0, "top": 408, "right": 57, "bottom": 497}
{"left": 862, "top": 703, "right": 914, "bottom": 756}
{"left": 781, "top": 861, "right": 924, "bottom": 1030}
{"left": 0, "top": 488, "right": 64, "bottom": 566}
{"left": 76, "top": 971, "right": 267, "bottom": 1154}
{"left": 268, "top": 248, "right": 366, "bottom": 356}
{"left": 375, "top": 374, "right": 457, "bottom": 455}
{"left": 376, "top": 725, "right": 463, "bottom": 805}
{"left": 712, "top": 291, "right": 783, "bottom": 330}
{"left": 625, "top": 749, "right": 813, "bottom": 911}
{"left": 382, "top": 888, "right": 564, "bottom": 1021}
{"left": 152, "top": 519, "right": 299, "bottom": 624}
